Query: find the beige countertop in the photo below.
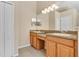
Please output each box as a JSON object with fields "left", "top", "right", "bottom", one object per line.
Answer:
{"left": 37, "top": 33, "right": 46, "bottom": 37}
{"left": 30, "top": 30, "right": 78, "bottom": 40}
{"left": 46, "top": 33, "right": 77, "bottom": 40}
{"left": 30, "top": 31, "right": 46, "bottom": 34}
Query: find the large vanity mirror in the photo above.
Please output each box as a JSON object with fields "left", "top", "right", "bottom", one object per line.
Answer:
{"left": 32, "top": 8, "right": 78, "bottom": 31}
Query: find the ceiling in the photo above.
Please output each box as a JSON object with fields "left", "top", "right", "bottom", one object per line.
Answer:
{"left": 36, "top": 1, "right": 79, "bottom": 15}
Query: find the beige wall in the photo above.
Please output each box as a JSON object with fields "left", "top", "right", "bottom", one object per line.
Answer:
{"left": 37, "top": 13, "right": 49, "bottom": 30}
{"left": 15, "top": 2, "right": 36, "bottom": 48}
{"left": 49, "top": 11, "right": 55, "bottom": 30}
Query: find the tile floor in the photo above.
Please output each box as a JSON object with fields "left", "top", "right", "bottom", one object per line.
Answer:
{"left": 18, "top": 46, "right": 45, "bottom": 57}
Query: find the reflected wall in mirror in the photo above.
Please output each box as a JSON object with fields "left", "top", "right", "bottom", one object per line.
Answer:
{"left": 49, "top": 11, "right": 55, "bottom": 30}
{"left": 55, "top": 8, "right": 78, "bottom": 31}
{"left": 37, "top": 7, "right": 79, "bottom": 31}
{"left": 60, "top": 14, "right": 72, "bottom": 31}
{"left": 34, "top": 8, "right": 78, "bottom": 31}
{"left": 36, "top": 13, "right": 49, "bottom": 30}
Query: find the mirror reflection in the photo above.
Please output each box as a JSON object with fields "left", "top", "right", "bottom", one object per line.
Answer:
{"left": 34, "top": 2, "right": 78, "bottom": 31}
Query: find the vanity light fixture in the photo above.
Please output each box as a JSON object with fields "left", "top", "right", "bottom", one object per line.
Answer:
{"left": 51, "top": 4, "right": 59, "bottom": 9}
{"left": 48, "top": 6, "right": 51, "bottom": 10}
{"left": 44, "top": 8, "right": 50, "bottom": 13}
{"left": 42, "top": 10, "right": 46, "bottom": 14}
{"left": 42, "top": 8, "right": 50, "bottom": 14}
{"left": 48, "top": 6, "right": 54, "bottom": 11}
{"left": 42, "top": 4, "right": 59, "bottom": 14}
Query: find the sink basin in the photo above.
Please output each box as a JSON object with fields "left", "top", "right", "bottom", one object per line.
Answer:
{"left": 33, "top": 31, "right": 41, "bottom": 33}
{"left": 38, "top": 34, "right": 46, "bottom": 37}
{"left": 47, "top": 33, "right": 77, "bottom": 39}
{"left": 47, "top": 33, "right": 73, "bottom": 37}
{"left": 33, "top": 31, "right": 46, "bottom": 34}
{"left": 51, "top": 33, "right": 72, "bottom": 37}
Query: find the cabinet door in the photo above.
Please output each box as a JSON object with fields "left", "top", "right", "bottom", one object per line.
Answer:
{"left": 37, "top": 39, "right": 44, "bottom": 50}
{"left": 57, "top": 44, "right": 75, "bottom": 57}
{"left": 46, "top": 40, "right": 56, "bottom": 57}
{"left": 30, "top": 35, "right": 33, "bottom": 46}
{"left": 32, "top": 36, "right": 37, "bottom": 48}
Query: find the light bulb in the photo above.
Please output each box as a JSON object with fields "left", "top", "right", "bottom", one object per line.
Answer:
{"left": 55, "top": 5, "right": 59, "bottom": 9}
{"left": 48, "top": 6, "right": 51, "bottom": 10}
{"left": 51, "top": 4, "right": 59, "bottom": 9}
{"left": 45, "top": 8, "right": 50, "bottom": 13}
{"left": 48, "top": 6, "right": 54, "bottom": 11}
{"left": 42, "top": 10, "right": 46, "bottom": 14}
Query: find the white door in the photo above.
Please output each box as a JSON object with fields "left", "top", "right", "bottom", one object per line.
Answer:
{"left": 4, "top": 2, "right": 15, "bottom": 57}
{"left": 0, "top": 2, "right": 5, "bottom": 57}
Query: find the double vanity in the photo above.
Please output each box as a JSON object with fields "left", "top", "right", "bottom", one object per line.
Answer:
{"left": 30, "top": 30, "right": 78, "bottom": 57}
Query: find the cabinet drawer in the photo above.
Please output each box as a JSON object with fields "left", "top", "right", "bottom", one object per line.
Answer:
{"left": 47, "top": 36, "right": 75, "bottom": 47}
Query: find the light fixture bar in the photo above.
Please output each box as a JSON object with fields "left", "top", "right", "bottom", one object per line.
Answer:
{"left": 41, "top": 4, "right": 59, "bottom": 14}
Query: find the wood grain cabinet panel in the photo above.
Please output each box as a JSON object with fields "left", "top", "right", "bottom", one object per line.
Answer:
{"left": 57, "top": 44, "right": 75, "bottom": 57}
{"left": 30, "top": 32, "right": 77, "bottom": 57}
{"left": 30, "top": 32, "right": 37, "bottom": 48}
{"left": 30, "top": 35, "right": 33, "bottom": 46}
{"left": 32, "top": 36, "right": 37, "bottom": 48}
{"left": 46, "top": 36, "right": 76, "bottom": 57}
{"left": 75, "top": 40, "right": 78, "bottom": 56}
{"left": 46, "top": 40, "right": 56, "bottom": 57}
{"left": 47, "top": 36, "right": 75, "bottom": 47}
{"left": 37, "top": 39, "right": 44, "bottom": 50}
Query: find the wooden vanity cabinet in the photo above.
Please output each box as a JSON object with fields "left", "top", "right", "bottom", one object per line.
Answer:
{"left": 30, "top": 32, "right": 37, "bottom": 48}
{"left": 32, "top": 36, "right": 37, "bottom": 48}
{"left": 30, "top": 34, "right": 33, "bottom": 46}
{"left": 36, "top": 39, "right": 44, "bottom": 50}
{"left": 45, "top": 40, "right": 56, "bottom": 57}
{"left": 30, "top": 32, "right": 77, "bottom": 57}
{"left": 30, "top": 32, "right": 45, "bottom": 50}
{"left": 57, "top": 44, "right": 75, "bottom": 57}
{"left": 45, "top": 36, "right": 77, "bottom": 57}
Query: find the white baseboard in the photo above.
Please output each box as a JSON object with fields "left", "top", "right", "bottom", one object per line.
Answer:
{"left": 18, "top": 44, "right": 30, "bottom": 49}
{"left": 13, "top": 44, "right": 30, "bottom": 57}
